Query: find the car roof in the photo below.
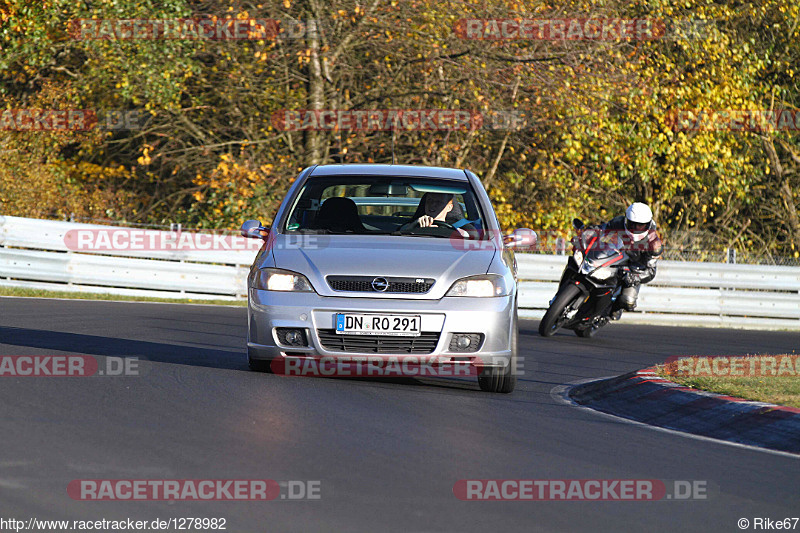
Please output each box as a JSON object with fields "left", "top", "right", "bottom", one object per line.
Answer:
{"left": 309, "top": 164, "right": 469, "bottom": 181}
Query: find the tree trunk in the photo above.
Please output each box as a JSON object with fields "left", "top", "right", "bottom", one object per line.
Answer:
{"left": 303, "top": 17, "right": 324, "bottom": 165}
{"left": 779, "top": 179, "right": 800, "bottom": 252}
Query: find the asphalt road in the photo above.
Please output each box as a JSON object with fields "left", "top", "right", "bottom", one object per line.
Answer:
{"left": 0, "top": 297, "right": 798, "bottom": 532}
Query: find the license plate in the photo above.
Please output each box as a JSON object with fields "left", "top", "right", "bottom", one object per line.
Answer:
{"left": 335, "top": 314, "right": 421, "bottom": 336}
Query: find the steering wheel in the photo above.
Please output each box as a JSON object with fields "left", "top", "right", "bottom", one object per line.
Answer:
{"left": 431, "top": 220, "right": 456, "bottom": 230}
{"left": 434, "top": 220, "right": 474, "bottom": 239}
{"left": 398, "top": 219, "right": 461, "bottom": 236}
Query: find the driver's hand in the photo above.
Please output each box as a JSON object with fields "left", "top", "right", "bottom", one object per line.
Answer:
{"left": 417, "top": 215, "right": 435, "bottom": 228}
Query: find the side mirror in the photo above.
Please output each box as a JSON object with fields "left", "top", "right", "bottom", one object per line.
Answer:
{"left": 572, "top": 218, "right": 584, "bottom": 230}
{"left": 241, "top": 219, "right": 269, "bottom": 239}
{"left": 503, "top": 228, "right": 537, "bottom": 250}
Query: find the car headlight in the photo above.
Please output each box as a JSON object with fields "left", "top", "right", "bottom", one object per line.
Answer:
{"left": 250, "top": 268, "right": 314, "bottom": 292}
{"left": 446, "top": 274, "right": 510, "bottom": 297}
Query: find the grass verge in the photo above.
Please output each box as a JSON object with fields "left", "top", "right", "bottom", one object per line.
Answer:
{"left": 0, "top": 286, "right": 246, "bottom": 306}
{"left": 655, "top": 356, "right": 800, "bottom": 408}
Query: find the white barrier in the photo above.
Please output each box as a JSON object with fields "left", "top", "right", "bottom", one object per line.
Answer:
{"left": 1, "top": 215, "right": 799, "bottom": 329}
{"left": 0, "top": 215, "right": 261, "bottom": 264}
{"left": 0, "top": 215, "right": 256, "bottom": 299}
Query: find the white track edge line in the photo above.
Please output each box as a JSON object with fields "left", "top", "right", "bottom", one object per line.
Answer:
{"left": 550, "top": 377, "right": 800, "bottom": 461}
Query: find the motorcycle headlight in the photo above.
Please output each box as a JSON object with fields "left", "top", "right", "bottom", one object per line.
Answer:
{"left": 446, "top": 274, "right": 511, "bottom": 297}
{"left": 573, "top": 250, "right": 583, "bottom": 264}
{"left": 250, "top": 268, "right": 314, "bottom": 292}
{"left": 590, "top": 266, "right": 616, "bottom": 280}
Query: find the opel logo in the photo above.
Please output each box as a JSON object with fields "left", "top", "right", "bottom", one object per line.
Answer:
{"left": 371, "top": 277, "right": 389, "bottom": 292}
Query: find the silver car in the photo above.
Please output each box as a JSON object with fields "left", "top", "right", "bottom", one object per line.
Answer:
{"left": 240, "top": 164, "right": 535, "bottom": 393}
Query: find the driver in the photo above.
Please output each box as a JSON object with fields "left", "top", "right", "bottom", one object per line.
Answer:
{"left": 411, "top": 193, "right": 475, "bottom": 238}
{"left": 603, "top": 202, "right": 663, "bottom": 320}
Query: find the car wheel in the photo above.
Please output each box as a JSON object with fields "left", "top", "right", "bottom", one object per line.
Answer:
{"left": 248, "top": 348, "right": 274, "bottom": 373}
{"left": 478, "top": 310, "right": 517, "bottom": 393}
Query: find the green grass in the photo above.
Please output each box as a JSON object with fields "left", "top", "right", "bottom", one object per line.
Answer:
{"left": 0, "top": 286, "right": 247, "bottom": 306}
{"left": 655, "top": 361, "right": 800, "bottom": 408}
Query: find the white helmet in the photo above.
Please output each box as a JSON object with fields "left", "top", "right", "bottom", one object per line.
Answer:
{"left": 625, "top": 202, "right": 653, "bottom": 242}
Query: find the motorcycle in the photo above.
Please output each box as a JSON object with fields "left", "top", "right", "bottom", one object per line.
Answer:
{"left": 538, "top": 219, "right": 631, "bottom": 338}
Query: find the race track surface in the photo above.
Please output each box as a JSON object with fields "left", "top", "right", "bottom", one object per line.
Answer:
{"left": 1, "top": 297, "right": 798, "bottom": 532}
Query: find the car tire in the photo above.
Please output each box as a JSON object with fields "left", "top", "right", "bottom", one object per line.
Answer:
{"left": 478, "top": 310, "right": 517, "bottom": 393}
{"left": 538, "top": 284, "right": 582, "bottom": 337}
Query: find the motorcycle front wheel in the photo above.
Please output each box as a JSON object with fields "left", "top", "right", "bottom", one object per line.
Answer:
{"left": 538, "top": 283, "right": 583, "bottom": 337}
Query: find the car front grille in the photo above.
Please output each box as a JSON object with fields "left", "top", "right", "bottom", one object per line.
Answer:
{"left": 316, "top": 329, "right": 440, "bottom": 354}
{"left": 326, "top": 276, "right": 434, "bottom": 294}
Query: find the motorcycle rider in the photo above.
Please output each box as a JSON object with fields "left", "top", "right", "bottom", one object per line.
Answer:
{"left": 603, "top": 202, "right": 663, "bottom": 320}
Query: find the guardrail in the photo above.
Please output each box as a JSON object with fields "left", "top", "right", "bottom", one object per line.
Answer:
{"left": 516, "top": 254, "right": 800, "bottom": 329}
{"left": 0, "top": 215, "right": 257, "bottom": 300}
{"left": 1, "top": 216, "right": 799, "bottom": 329}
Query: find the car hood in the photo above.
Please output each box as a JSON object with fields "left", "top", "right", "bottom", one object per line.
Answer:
{"left": 267, "top": 234, "right": 497, "bottom": 299}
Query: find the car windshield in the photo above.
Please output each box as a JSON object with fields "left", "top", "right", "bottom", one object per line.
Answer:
{"left": 283, "top": 176, "right": 487, "bottom": 238}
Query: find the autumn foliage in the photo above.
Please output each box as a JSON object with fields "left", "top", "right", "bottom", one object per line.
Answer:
{"left": 1, "top": 0, "right": 798, "bottom": 258}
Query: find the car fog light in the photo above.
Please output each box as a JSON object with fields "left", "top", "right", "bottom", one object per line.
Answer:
{"left": 449, "top": 333, "right": 483, "bottom": 353}
{"left": 276, "top": 328, "right": 308, "bottom": 347}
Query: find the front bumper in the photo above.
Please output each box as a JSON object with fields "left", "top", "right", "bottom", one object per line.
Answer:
{"left": 247, "top": 289, "right": 514, "bottom": 368}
